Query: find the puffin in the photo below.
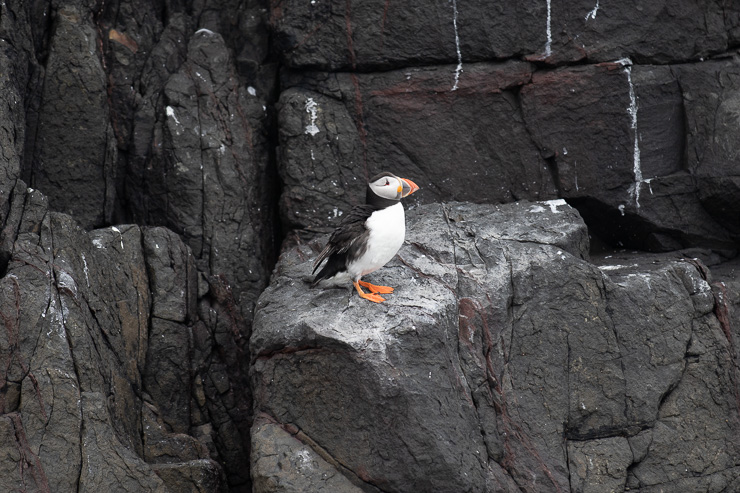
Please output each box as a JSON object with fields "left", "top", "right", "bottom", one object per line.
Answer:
{"left": 312, "top": 172, "right": 420, "bottom": 303}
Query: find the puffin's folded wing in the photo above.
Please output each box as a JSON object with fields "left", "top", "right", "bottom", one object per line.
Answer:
{"left": 312, "top": 243, "right": 335, "bottom": 274}
{"left": 312, "top": 204, "right": 376, "bottom": 273}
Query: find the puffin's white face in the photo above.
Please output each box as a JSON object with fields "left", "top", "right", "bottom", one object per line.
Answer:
{"left": 367, "top": 173, "right": 419, "bottom": 201}
{"left": 369, "top": 174, "right": 405, "bottom": 201}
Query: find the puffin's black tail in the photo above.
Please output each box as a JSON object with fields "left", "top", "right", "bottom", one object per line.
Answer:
{"left": 312, "top": 253, "right": 347, "bottom": 286}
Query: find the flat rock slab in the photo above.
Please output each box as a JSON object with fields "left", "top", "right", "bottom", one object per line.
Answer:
{"left": 271, "top": 0, "right": 738, "bottom": 70}
{"left": 251, "top": 201, "right": 740, "bottom": 492}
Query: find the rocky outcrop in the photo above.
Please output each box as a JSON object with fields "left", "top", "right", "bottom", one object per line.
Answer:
{"left": 1, "top": 2, "right": 272, "bottom": 489}
{"left": 0, "top": 0, "right": 738, "bottom": 492}
{"left": 0, "top": 182, "right": 232, "bottom": 492}
{"left": 276, "top": 56, "right": 740, "bottom": 252}
{"left": 251, "top": 201, "right": 740, "bottom": 492}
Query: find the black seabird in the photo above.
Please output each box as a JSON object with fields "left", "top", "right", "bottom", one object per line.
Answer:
{"left": 312, "top": 172, "right": 419, "bottom": 303}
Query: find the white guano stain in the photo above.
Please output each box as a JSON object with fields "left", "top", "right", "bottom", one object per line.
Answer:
{"left": 574, "top": 161, "right": 579, "bottom": 191}
{"left": 111, "top": 226, "right": 125, "bottom": 250}
{"left": 545, "top": 198, "right": 567, "bottom": 213}
{"left": 304, "top": 98, "right": 320, "bottom": 136}
{"left": 585, "top": 0, "right": 599, "bottom": 20}
{"left": 81, "top": 253, "right": 90, "bottom": 288}
{"left": 545, "top": 0, "right": 552, "bottom": 57}
{"left": 451, "top": 0, "right": 463, "bottom": 91}
{"left": 165, "top": 106, "right": 179, "bottom": 125}
{"left": 598, "top": 264, "right": 639, "bottom": 271}
{"left": 166, "top": 106, "right": 184, "bottom": 137}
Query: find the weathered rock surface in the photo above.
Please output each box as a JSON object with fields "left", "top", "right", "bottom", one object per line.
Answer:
{"left": 277, "top": 61, "right": 558, "bottom": 235}
{"left": 251, "top": 201, "right": 740, "bottom": 492}
{"left": 0, "top": 183, "right": 235, "bottom": 492}
{"left": 28, "top": 6, "right": 117, "bottom": 230}
{"left": 1, "top": 2, "right": 273, "bottom": 489}
{"left": 271, "top": 0, "right": 740, "bottom": 70}
{"left": 0, "top": 0, "right": 739, "bottom": 491}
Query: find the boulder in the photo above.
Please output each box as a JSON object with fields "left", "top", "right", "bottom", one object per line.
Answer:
{"left": 251, "top": 201, "right": 740, "bottom": 492}
{"left": 0, "top": 184, "right": 228, "bottom": 492}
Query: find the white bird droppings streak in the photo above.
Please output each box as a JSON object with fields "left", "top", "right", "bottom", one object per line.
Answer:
{"left": 165, "top": 106, "right": 180, "bottom": 125}
{"left": 111, "top": 226, "right": 125, "bottom": 249}
{"left": 545, "top": 198, "right": 567, "bottom": 213}
{"left": 620, "top": 58, "right": 643, "bottom": 208}
{"left": 585, "top": 0, "right": 599, "bottom": 20}
{"left": 304, "top": 98, "right": 320, "bottom": 136}
{"left": 545, "top": 0, "right": 552, "bottom": 57}
{"left": 451, "top": 0, "right": 463, "bottom": 91}
{"left": 81, "top": 253, "right": 90, "bottom": 288}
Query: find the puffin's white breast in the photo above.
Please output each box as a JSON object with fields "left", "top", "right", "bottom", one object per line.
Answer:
{"left": 347, "top": 202, "right": 405, "bottom": 279}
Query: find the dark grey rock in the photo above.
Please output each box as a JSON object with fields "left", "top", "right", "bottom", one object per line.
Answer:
{"left": 0, "top": 0, "right": 39, "bottom": 226}
{"left": 270, "top": 0, "right": 738, "bottom": 70}
{"left": 277, "top": 56, "right": 740, "bottom": 252}
{"left": 567, "top": 437, "right": 632, "bottom": 493}
{"left": 521, "top": 60, "right": 736, "bottom": 252}
{"left": 251, "top": 413, "right": 364, "bottom": 493}
{"left": 548, "top": 0, "right": 738, "bottom": 65}
{"left": 129, "top": 26, "right": 275, "bottom": 322}
{"left": 145, "top": 317, "right": 193, "bottom": 434}
{"left": 251, "top": 201, "right": 740, "bottom": 492}
{"left": 277, "top": 61, "right": 558, "bottom": 234}
{"left": 78, "top": 392, "right": 169, "bottom": 493}
{"left": 191, "top": 285, "right": 253, "bottom": 492}
{"left": 0, "top": 188, "right": 231, "bottom": 492}
{"left": 142, "top": 401, "right": 210, "bottom": 465}
{"left": 29, "top": 7, "right": 117, "bottom": 229}
{"left": 144, "top": 227, "right": 198, "bottom": 324}
{"left": 152, "top": 459, "right": 228, "bottom": 493}
{"left": 672, "top": 57, "right": 740, "bottom": 239}
{"left": 0, "top": 0, "right": 739, "bottom": 490}
{"left": 710, "top": 257, "right": 740, "bottom": 366}
{"left": 0, "top": 200, "right": 157, "bottom": 491}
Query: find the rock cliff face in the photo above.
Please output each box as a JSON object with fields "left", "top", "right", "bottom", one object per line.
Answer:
{"left": 0, "top": 1, "right": 738, "bottom": 492}
{"left": 252, "top": 202, "right": 739, "bottom": 492}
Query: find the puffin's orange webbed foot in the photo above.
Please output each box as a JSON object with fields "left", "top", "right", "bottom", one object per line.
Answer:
{"left": 353, "top": 281, "right": 386, "bottom": 303}
{"left": 358, "top": 280, "right": 394, "bottom": 294}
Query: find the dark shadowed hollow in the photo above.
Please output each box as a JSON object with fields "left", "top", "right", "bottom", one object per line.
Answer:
{"left": 0, "top": 1, "right": 739, "bottom": 492}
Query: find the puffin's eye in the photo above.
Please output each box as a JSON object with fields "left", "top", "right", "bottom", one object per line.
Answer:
{"left": 384, "top": 179, "right": 390, "bottom": 186}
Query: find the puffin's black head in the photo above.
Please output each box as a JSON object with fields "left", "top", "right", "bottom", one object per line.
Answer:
{"left": 365, "top": 172, "right": 419, "bottom": 208}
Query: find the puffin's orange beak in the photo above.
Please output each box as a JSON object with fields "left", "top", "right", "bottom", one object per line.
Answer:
{"left": 400, "top": 178, "right": 419, "bottom": 198}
